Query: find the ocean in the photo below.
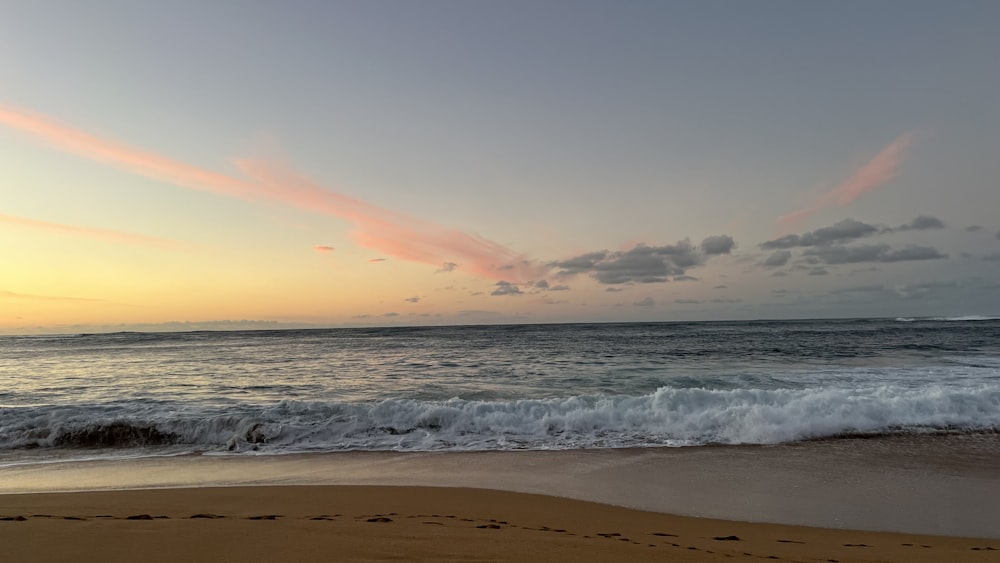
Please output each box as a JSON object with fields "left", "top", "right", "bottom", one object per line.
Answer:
{"left": 2, "top": 317, "right": 999, "bottom": 464}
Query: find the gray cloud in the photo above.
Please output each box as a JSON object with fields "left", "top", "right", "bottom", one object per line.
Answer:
{"left": 552, "top": 237, "right": 733, "bottom": 285}
{"left": 983, "top": 252, "right": 1000, "bottom": 262}
{"left": 633, "top": 297, "right": 655, "bottom": 308}
{"left": 803, "top": 244, "right": 947, "bottom": 264}
{"left": 829, "top": 284, "right": 886, "bottom": 295}
{"left": 762, "top": 250, "right": 792, "bottom": 267}
{"left": 491, "top": 281, "right": 523, "bottom": 296}
{"left": 674, "top": 298, "right": 702, "bottom": 304}
{"left": 384, "top": 312, "right": 400, "bottom": 317}
{"left": 700, "top": 235, "right": 736, "bottom": 255}
{"left": 808, "top": 268, "right": 829, "bottom": 276}
{"left": 548, "top": 284, "right": 570, "bottom": 291}
{"left": 760, "top": 216, "right": 946, "bottom": 251}
{"left": 534, "top": 280, "right": 549, "bottom": 289}
{"left": 605, "top": 287, "right": 624, "bottom": 292}
{"left": 964, "top": 225, "right": 983, "bottom": 232}
{"left": 996, "top": 230, "right": 1000, "bottom": 240}
{"left": 437, "top": 262, "right": 458, "bottom": 273}
{"left": 673, "top": 275, "right": 699, "bottom": 282}
{"left": 714, "top": 284, "right": 727, "bottom": 289}
{"left": 892, "top": 215, "right": 945, "bottom": 231}
{"left": 761, "top": 219, "right": 879, "bottom": 249}
{"left": 826, "top": 279, "right": 991, "bottom": 302}
{"left": 404, "top": 296, "right": 420, "bottom": 303}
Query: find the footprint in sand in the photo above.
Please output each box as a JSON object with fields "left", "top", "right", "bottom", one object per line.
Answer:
{"left": 366, "top": 516, "right": 392, "bottom": 523}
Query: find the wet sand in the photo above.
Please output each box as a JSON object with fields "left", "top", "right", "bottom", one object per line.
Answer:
{"left": 2, "top": 435, "right": 999, "bottom": 561}
{"left": 2, "top": 485, "right": 999, "bottom": 563}
{"left": 3, "top": 434, "right": 999, "bottom": 538}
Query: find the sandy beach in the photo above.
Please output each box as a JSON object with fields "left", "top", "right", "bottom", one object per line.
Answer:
{"left": 2, "top": 437, "right": 1000, "bottom": 563}
{"left": 2, "top": 484, "right": 998, "bottom": 562}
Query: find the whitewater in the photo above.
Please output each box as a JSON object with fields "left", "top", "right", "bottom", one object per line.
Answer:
{"left": 1, "top": 318, "right": 998, "bottom": 462}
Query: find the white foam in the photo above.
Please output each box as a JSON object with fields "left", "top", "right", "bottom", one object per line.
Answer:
{"left": 3, "top": 384, "right": 998, "bottom": 454}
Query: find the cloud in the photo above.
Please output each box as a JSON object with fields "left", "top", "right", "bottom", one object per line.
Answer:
{"left": 404, "top": 296, "right": 420, "bottom": 303}
{"left": 0, "top": 213, "right": 184, "bottom": 250}
{"left": 762, "top": 250, "right": 792, "bottom": 267}
{"left": 964, "top": 225, "right": 983, "bottom": 232}
{"left": 491, "top": 281, "right": 523, "bottom": 296}
{"left": 892, "top": 215, "right": 945, "bottom": 231}
{"left": 368, "top": 258, "right": 387, "bottom": 262}
{"left": 605, "top": 287, "right": 624, "bottom": 292}
{"left": 674, "top": 298, "right": 702, "bottom": 304}
{"left": 534, "top": 280, "right": 549, "bottom": 289}
{"left": 633, "top": 297, "right": 655, "bottom": 308}
{"left": 762, "top": 218, "right": 880, "bottom": 249}
{"left": 700, "top": 235, "right": 735, "bottom": 255}
{"left": 1, "top": 289, "right": 101, "bottom": 302}
{"left": 711, "top": 298, "right": 742, "bottom": 304}
{"left": 552, "top": 236, "right": 732, "bottom": 285}
{"left": 383, "top": 312, "right": 400, "bottom": 317}
{"left": 982, "top": 252, "right": 1000, "bottom": 262}
{"left": 803, "top": 244, "right": 947, "bottom": 264}
{"left": 778, "top": 133, "right": 914, "bottom": 229}
{"left": 549, "top": 284, "right": 570, "bottom": 291}
{"left": 437, "top": 262, "right": 458, "bottom": 273}
{"left": 996, "top": 230, "right": 1000, "bottom": 240}
{"left": 808, "top": 268, "right": 829, "bottom": 276}
{"left": 713, "top": 284, "right": 727, "bottom": 289}
{"left": 312, "top": 245, "right": 335, "bottom": 253}
{"left": 0, "top": 103, "right": 543, "bottom": 283}
{"left": 827, "top": 279, "right": 994, "bottom": 302}
{"left": 673, "top": 275, "right": 699, "bottom": 282}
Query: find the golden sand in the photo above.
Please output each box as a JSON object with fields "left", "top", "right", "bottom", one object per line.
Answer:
{"left": 1, "top": 486, "right": 997, "bottom": 562}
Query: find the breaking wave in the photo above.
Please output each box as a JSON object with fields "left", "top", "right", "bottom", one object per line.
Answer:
{"left": 3, "top": 384, "right": 998, "bottom": 453}
{"left": 897, "top": 315, "right": 1000, "bottom": 322}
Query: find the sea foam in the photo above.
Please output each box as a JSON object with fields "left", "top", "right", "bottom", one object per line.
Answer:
{"left": 3, "top": 384, "right": 998, "bottom": 453}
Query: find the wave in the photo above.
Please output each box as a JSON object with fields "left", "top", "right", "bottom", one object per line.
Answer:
{"left": 897, "top": 315, "right": 1000, "bottom": 322}
{"left": 2, "top": 385, "right": 999, "bottom": 453}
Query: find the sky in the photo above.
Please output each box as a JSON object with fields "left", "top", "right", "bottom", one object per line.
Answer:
{"left": 1, "top": 1, "right": 998, "bottom": 334}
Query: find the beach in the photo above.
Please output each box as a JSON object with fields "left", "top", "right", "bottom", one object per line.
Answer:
{"left": 3, "top": 321, "right": 999, "bottom": 560}
{"left": 3, "top": 435, "right": 999, "bottom": 562}
{"left": 3, "top": 485, "right": 998, "bottom": 563}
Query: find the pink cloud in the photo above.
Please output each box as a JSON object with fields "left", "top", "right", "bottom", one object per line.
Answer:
{"left": 0, "top": 213, "right": 184, "bottom": 250}
{"left": 312, "top": 245, "right": 335, "bottom": 254}
{"left": 0, "top": 103, "right": 544, "bottom": 282}
{"left": 778, "top": 133, "right": 914, "bottom": 231}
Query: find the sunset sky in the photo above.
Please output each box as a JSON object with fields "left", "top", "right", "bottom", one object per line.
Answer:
{"left": 2, "top": 1, "right": 998, "bottom": 334}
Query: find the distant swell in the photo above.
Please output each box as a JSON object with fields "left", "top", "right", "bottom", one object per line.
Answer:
{"left": 3, "top": 384, "right": 999, "bottom": 453}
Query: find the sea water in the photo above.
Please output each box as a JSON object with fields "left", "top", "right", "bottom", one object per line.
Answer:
{"left": 1, "top": 318, "right": 998, "bottom": 463}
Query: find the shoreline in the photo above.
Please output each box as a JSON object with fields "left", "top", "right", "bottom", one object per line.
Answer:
{"left": 2, "top": 485, "right": 998, "bottom": 562}
{"left": 2, "top": 434, "right": 999, "bottom": 539}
